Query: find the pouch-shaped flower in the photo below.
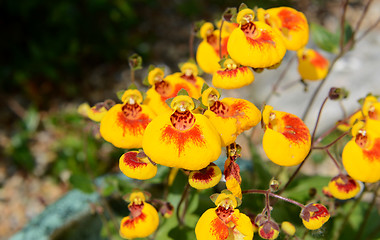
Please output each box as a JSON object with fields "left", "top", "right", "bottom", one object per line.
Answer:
{"left": 119, "top": 151, "right": 157, "bottom": 180}
{"left": 165, "top": 62, "right": 205, "bottom": 92}
{"left": 262, "top": 105, "right": 311, "bottom": 166}
{"left": 188, "top": 163, "right": 222, "bottom": 190}
{"left": 142, "top": 95, "right": 221, "bottom": 170}
{"left": 300, "top": 203, "right": 330, "bottom": 230}
{"left": 327, "top": 174, "right": 360, "bottom": 200}
{"left": 297, "top": 48, "right": 329, "bottom": 81}
{"left": 227, "top": 8, "right": 286, "bottom": 68}
{"left": 100, "top": 90, "right": 156, "bottom": 149}
{"left": 257, "top": 7, "right": 309, "bottom": 51}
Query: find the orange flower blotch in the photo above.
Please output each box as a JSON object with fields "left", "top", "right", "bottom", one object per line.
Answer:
{"left": 297, "top": 48, "right": 329, "bottom": 81}
{"left": 119, "top": 192, "right": 159, "bottom": 239}
{"left": 196, "top": 22, "right": 229, "bottom": 74}
{"left": 300, "top": 203, "right": 330, "bottom": 230}
{"left": 212, "top": 58, "right": 255, "bottom": 89}
{"left": 195, "top": 190, "right": 254, "bottom": 240}
{"left": 342, "top": 120, "right": 380, "bottom": 183}
{"left": 258, "top": 7, "right": 309, "bottom": 51}
{"left": 258, "top": 221, "right": 280, "bottom": 240}
{"left": 328, "top": 174, "right": 360, "bottom": 200}
{"left": 144, "top": 74, "right": 200, "bottom": 115}
{"left": 189, "top": 163, "right": 222, "bottom": 190}
{"left": 262, "top": 105, "right": 311, "bottom": 166}
{"left": 142, "top": 95, "right": 221, "bottom": 170}
{"left": 228, "top": 7, "right": 286, "bottom": 69}
{"left": 100, "top": 90, "right": 156, "bottom": 149}
{"left": 119, "top": 151, "right": 157, "bottom": 180}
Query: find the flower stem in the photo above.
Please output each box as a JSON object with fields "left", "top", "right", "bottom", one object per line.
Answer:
{"left": 311, "top": 96, "right": 329, "bottom": 145}
{"left": 176, "top": 183, "right": 191, "bottom": 226}
{"left": 242, "top": 189, "right": 305, "bottom": 209}
{"left": 219, "top": 20, "right": 224, "bottom": 59}
{"left": 312, "top": 131, "right": 349, "bottom": 150}
{"left": 325, "top": 148, "right": 343, "bottom": 173}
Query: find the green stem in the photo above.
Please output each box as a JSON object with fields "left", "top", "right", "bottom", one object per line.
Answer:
{"left": 219, "top": 20, "right": 224, "bottom": 59}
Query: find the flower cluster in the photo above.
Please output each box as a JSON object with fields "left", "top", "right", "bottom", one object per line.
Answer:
{"left": 76, "top": 3, "right": 345, "bottom": 239}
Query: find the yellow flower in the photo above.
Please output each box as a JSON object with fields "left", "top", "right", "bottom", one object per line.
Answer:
{"left": 144, "top": 69, "right": 200, "bottom": 115}
{"left": 342, "top": 120, "right": 380, "bottom": 183}
{"left": 300, "top": 203, "right": 330, "bottom": 230}
{"left": 142, "top": 95, "right": 221, "bottom": 170}
{"left": 196, "top": 22, "right": 230, "bottom": 74}
{"left": 188, "top": 163, "right": 222, "bottom": 190}
{"left": 327, "top": 174, "right": 360, "bottom": 200}
{"left": 224, "top": 156, "right": 242, "bottom": 199}
{"left": 119, "top": 191, "right": 159, "bottom": 239}
{"left": 362, "top": 95, "right": 380, "bottom": 120}
{"left": 212, "top": 58, "right": 255, "bottom": 89}
{"left": 227, "top": 8, "right": 286, "bottom": 68}
{"left": 165, "top": 62, "right": 205, "bottom": 92}
{"left": 100, "top": 90, "right": 156, "bottom": 149}
{"left": 195, "top": 190, "right": 254, "bottom": 240}
{"left": 297, "top": 48, "right": 329, "bottom": 81}
{"left": 119, "top": 151, "right": 157, "bottom": 180}
{"left": 262, "top": 105, "right": 311, "bottom": 166}
{"left": 202, "top": 87, "right": 261, "bottom": 146}
{"left": 257, "top": 7, "right": 309, "bottom": 51}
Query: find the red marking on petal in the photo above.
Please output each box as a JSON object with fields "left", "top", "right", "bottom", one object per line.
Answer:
{"left": 192, "top": 166, "right": 216, "bottom": 184}
{"left": 210, "top": 101, "right": 230, "bottom": 116}
{"left": 363, "top": 138, "right": 380, "bottom": 162}
{"left": 160, "top": 83, "right": 194, "bottom": 103}
{"left": 210, "top": 217, "right": 230, "bottom": 240}
{"left": 217, "top": 67, "right": 249, "bottom": 78}
{"left": 280, "top": 114, "right": 309, "bottom": 143}
{"left": 170, "top": 110, "right": 196, "bottom": 131}
{"left": 241, "top": 22, "right": 275, "bottom": 48}
{"left": 155, "top": 80, "right": 171, "bottom": 96}
{"left": 259, "top": 227, "right": 276, "bottom": 239}
{"left": 117, "top": 104, "right": 151, "bottom": 137}
{"left": 332, "top": 176, "right": 358, "bottom": 193}
{"left": 277, "top": 8, "right": 305, "bottom": 31}
{"left": 180, "top": 73, "right": 197, "bottom": 84}
{"left": 160, "top": 124, "right": 206, "bottom": 157}
{"left": 310, "top": 51, "right": 328, "bottom": 69}
{"left": 224, "top": 158, "right": 241, "bottom": 183}
{"left": 123, "top": 151, "right": 147, "bottom": 169}
{"left": 122, "top": 213, "right": 147, "bottom": 229}
{"left": 207, "top": 34, "right": 229, "bottom": 57}
{"left": 215, "top": 206, "right": 234, "bottom": 223}
{"left": 310, "top": 204, "right": 329, "bottom": 220}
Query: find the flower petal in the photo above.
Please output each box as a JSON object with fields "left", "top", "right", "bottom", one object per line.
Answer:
{"left": 189, "top": 163, "right": 222, "bottom": 190}
{"left": 119, "top": 151, "right": 157, "bottom": 180}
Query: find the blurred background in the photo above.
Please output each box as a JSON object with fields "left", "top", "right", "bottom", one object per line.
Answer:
{"left": 0, "top": 0, "right": 376, "bottom": 239}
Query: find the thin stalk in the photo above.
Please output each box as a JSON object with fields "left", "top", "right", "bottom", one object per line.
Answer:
{"left": 325, "top": 148, "right": 343, "bottom": 173}
{"left": 355, "top": 183, "right": 380, "bottom": 239}
{"left": 130, "top": 68, "right": 135, "bottom": 85}
{"left": 242, "top": 189, "right": 305, "bottom": 209}
{"left": 313, "top": 131, "right": 349, "bottom": 150}
{"left": 176, "top": 183, "right": 190, "bottom": 226}
{"left": 311, "top": 97, "right": 329, "bottom": 145}
{"left": 279, "top": 159, "right": 307, "bottom": 194}
{"left": 356, "top": 16, "right": 380, "bottom": 43}
{"left": 339, "top": 0, "right": 349, "bottom": 52}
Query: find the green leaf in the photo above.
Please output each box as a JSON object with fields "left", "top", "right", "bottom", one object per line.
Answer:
{"left": 223, "top": 7, "right": 237, "bottom": 22}
{"left": 70, "top": 174, "right": 95, "bottom": 193}
{"left": 310, "top": 23, "right": 339, "bottom": 53}
{"left": 238, "top": 3, "right": 248, "bottom": 12}
{"left": 177, "top": 88, "right": 189, "bottom": 96}
{"left": 200, "top": 83, "right": 210, "bottom": 94}
{"left": 284, "top": 175, "right": 330, "bottom": 202}
{"left": 117, "top": 89, "right": 126, "bottom": 101}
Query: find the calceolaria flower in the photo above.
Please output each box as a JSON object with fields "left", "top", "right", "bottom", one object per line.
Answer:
{"left": 224, "top": 156, "right": 242, "bottom": 199}
{"left": 120, "top": 191, "right": 159, "bottom": 239}
{"left": 258, "top": 220, "right": 280, "bottom": 240}
{"left": 257, "top": 7, "right": 309, "bottom": 51}
{"left": 144, "top": 67, "right": 200, "bottom": 115}
{"left": 119, "top": 151, "right": 157, "bottom": 180}
{"left": 227, "top": 8, "right": 286, "bottom": 68}
{"left": 262, "top": 105, "right": 311, "bottom": 166}
{"left": 202, "top": 87, "right": 261, "bottom": 146}
{"left": 196, "top": 22, "right": 229, "bottom": 74}
{"left": 300, "top": 203, "right": 330, "bottom": 230}
{"left": 342, "top": 120, "right": 380, "bottom": 183}
{"left": 195, "top": 190, "right": 254, "bottom": 240}
{"left": 297, "top": 48, "right": 329, "bottom": 81}
{"left": 100, "top": 89, "right": 156, "bottom": 149}
{"left": 281, "top": 221, "right": 296, "bottom": 236}
{"left": 212, "top": 58, "right": 255, "bottom": 89}
{"left": 142, "top": 95, "right": 222, "bottom": 170}
{"left": 189, "top": 163, "right": 222, "bottom": 190}
{"left": 362, "top": 95, "right": 380, "bottom": 120}
{"left": 327, "top": 174, "right": 360, "bottom": 200}
{"left": 165, "top": 62, "right": 205, "bottom": 92}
